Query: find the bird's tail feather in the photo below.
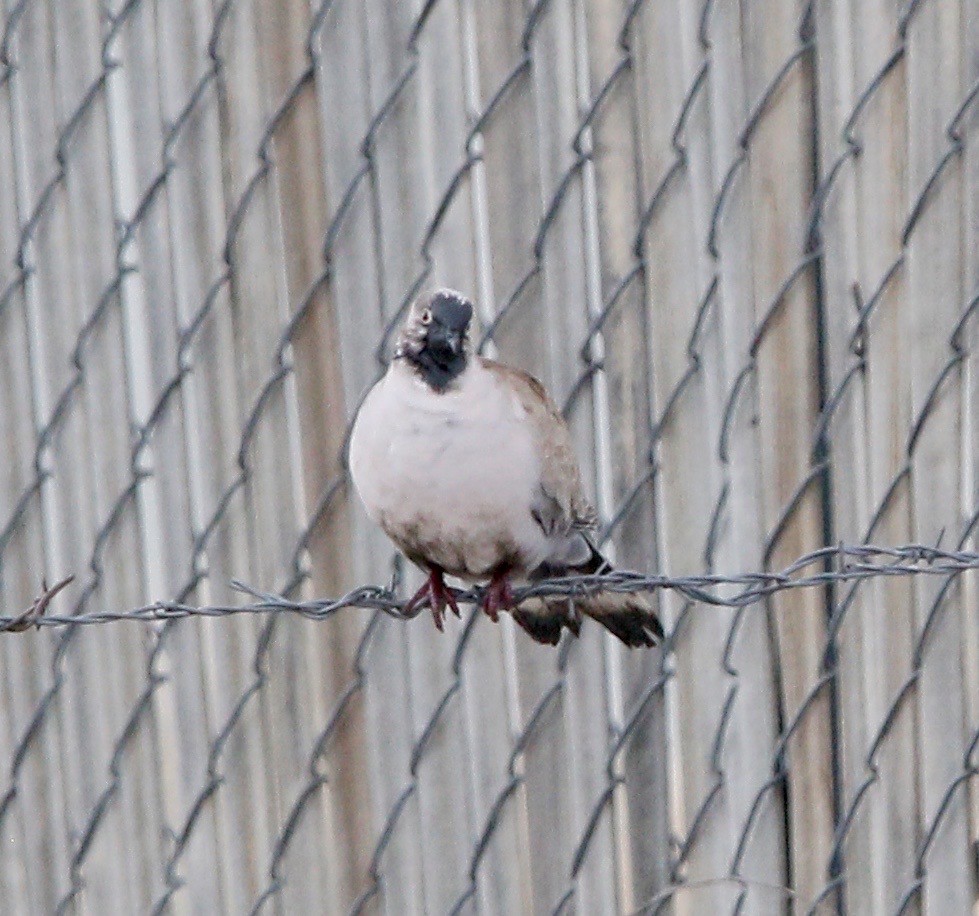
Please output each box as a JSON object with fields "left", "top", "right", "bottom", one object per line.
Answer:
{"left": 513, "top": 543, "right": 663, "bottom": 648}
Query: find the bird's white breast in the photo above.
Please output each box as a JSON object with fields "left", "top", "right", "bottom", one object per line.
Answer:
{"left": 349, "top": 359, "right": 548, "bottom": 578}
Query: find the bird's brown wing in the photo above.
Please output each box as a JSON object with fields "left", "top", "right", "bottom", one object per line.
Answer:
{"left": 480, "top": 358, "right": 663, "bottom": 647}
{"left": 479, "top": 357, "right": 597, "bottom": 533}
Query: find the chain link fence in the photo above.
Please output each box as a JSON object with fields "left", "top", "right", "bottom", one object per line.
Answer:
{"left": 1, "top": 0, "right": 977, "bottom": 913}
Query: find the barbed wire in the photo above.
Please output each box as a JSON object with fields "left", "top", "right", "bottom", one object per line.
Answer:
{"left": 2, "top": 542, "right": 976, "bottom": 634}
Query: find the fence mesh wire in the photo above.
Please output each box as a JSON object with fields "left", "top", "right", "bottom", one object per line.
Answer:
{"left": 1, "top": 0, "right": 978, "bottom": 914}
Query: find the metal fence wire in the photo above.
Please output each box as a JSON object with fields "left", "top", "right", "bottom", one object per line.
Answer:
{"left": 0, "top": 0, "right": 977, "bottom": 914}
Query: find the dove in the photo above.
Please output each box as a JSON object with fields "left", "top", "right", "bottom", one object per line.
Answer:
{"left": 348, "top": 289, "right": 663, "bottom": 647}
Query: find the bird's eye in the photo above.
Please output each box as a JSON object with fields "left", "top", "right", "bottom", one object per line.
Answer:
{"left": 420, "top": 308, "right": 433, "bottom": 325}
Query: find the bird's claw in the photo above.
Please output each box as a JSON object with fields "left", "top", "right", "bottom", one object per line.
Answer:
{"left": 403, "top": 568, "right": 460, "bottom": 632}
{"left": 481, "top": 573, "right": 513, "bottom": 623}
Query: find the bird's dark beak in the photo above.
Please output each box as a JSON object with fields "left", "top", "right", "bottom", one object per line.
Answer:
{"left": 425, "top": 323, "right": 464, "bottom": 362}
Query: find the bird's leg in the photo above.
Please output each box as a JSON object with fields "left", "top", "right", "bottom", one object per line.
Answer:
{"left": 481, "top": 570, "right": 514, "bottom": 623}
{"left": 401, "top": 579, "right": 432, "bottom": 619}
{"left": 402, "top": 567, "right": 460, "bottom": 632}
{"left": 428, "top": 569, "right": 461, "bottom": 630}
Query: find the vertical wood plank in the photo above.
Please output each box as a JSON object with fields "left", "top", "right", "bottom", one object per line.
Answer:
{"left": 632, "top": 1, "right": 727, "bottom": 911}
{"left": 811, "top": 0, "right": 878, "bottom": 911}
{"left": 13, "top": 2, "right": 151, "bottom": 912}
{"left": 577, "top": 1, "right": 669, "bottom": 911}
{"left": 4, "top": 8, "right": 101, "bottom": 911}
{"left": 961, "top": 0, "right": 979, "bottom": 883}
{"left": 192, "top": 0, "right": 291, "bottom": 909}
{"left": 904, "top": 3, "right": 972, "bottom": 912}
{"left": 574, "top": 0, "right": 662, "bottom": 911}
{"left": 151, "top": 5, "right": 223, "bottom": 915}
{"left": 697, "top": 1, "right": 788, "bottom": 909}
{"left": 740, "top": 3, "right": 833, "bottom": 909}
{"left": 0, "top": 6, "right": 70, "bottom": 909}
{"left": 246, "top": 1, "right": 351, "bottom": 913}
{"left": 850, "top": 4, "right": 919, "bottom": 912}
{"left": 151, "top": 1, "right": 247, "bottom": 911}
{"left": 632, "top": 2, "right": 735, "bottom": 911}
{"left": 101, "top": 1, "right": 204, "bottom": 909}
{"left": 309, "top": 0, "right": 391, "bottom": 907}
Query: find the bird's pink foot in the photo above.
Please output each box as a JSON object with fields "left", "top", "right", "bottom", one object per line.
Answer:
{"left": 402, "top": 568, "right": 460, "bottom": 632}
{"left": 430, "top": 571, "right": 461, "bottom": 630}
{"left": 481, "top": 571, "right": 514, "bottom": 623}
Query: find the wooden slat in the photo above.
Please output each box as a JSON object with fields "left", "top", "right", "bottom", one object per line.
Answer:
{"left": 650, "top": 1, "right": 783, "bottom": 911}
{"left": 691, "top": 2, "right": 788, "bottom": 910}
{"left": 149, "top": 4, "right": 228, "bottom": 913}
{"left": 9, "top": 11, "right": 101, "bottom": 913}
{"left": 904, "top": 3, "right": 973, "bottom": 913}
{"left": 811, "top": 1, "right": 880, "bottom": 912}
{"left": 406, "top": 5, "right": 484, "bottom": 910}
{"left": 632, "top": 1, "right": 727, "bottom": 911}
{"left": 849, "top": 4, "right": 919, "bottom": 913}
{"left": 242, "top": 2, "right": 336, "bottom": 913}
{"left": 0, "top": 7, "right": 69, "bottom": 909}
{"left": 960, "top": 0, "right": 979, "bottom": 885}
{"left": 309, "top": 0, "right": 392, "bottom": 908}
{"left": 576, "top": 1, "right": 668, "bottom": 911}
{"left": 102, "top": 1, "right": 204, "bottom": 910}
{"left": 14, "top": 2, "right": 151, "bottom": 912}
{"left": 150, "top": 1, "right": 246, "bottom": 911}
{"left": 814, "top": 6, "right": 919, "bottom": 915}
{"left": 195, "top": 0, "right": 295, "bottom": 909}
{"left": 573, "top": 3, "right": 648, "bottom": 915}
{"left": 740, "top": 2, "right": 833, "bottom": 909}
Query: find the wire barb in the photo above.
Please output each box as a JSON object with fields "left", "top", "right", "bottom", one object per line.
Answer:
{"left": 1, "top": 575, "right": 74, "bottom": 633}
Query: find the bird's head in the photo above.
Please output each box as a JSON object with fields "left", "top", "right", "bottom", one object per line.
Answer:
{"left": 396, "top": 289, "right": 474, "bottom": 390}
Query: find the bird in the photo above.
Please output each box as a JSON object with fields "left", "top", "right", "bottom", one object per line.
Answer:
{"left": 348, "top": 289, "right": 663, "bottom": 647}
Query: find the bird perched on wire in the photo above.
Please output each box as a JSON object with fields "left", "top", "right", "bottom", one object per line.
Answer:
{"left": 348, "top": 289, "right": 663, "bottom": 647}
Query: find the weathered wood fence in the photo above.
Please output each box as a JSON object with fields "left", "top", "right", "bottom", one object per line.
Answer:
{"left": 1, "top": 0, "right": 978, "bottom": 913}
